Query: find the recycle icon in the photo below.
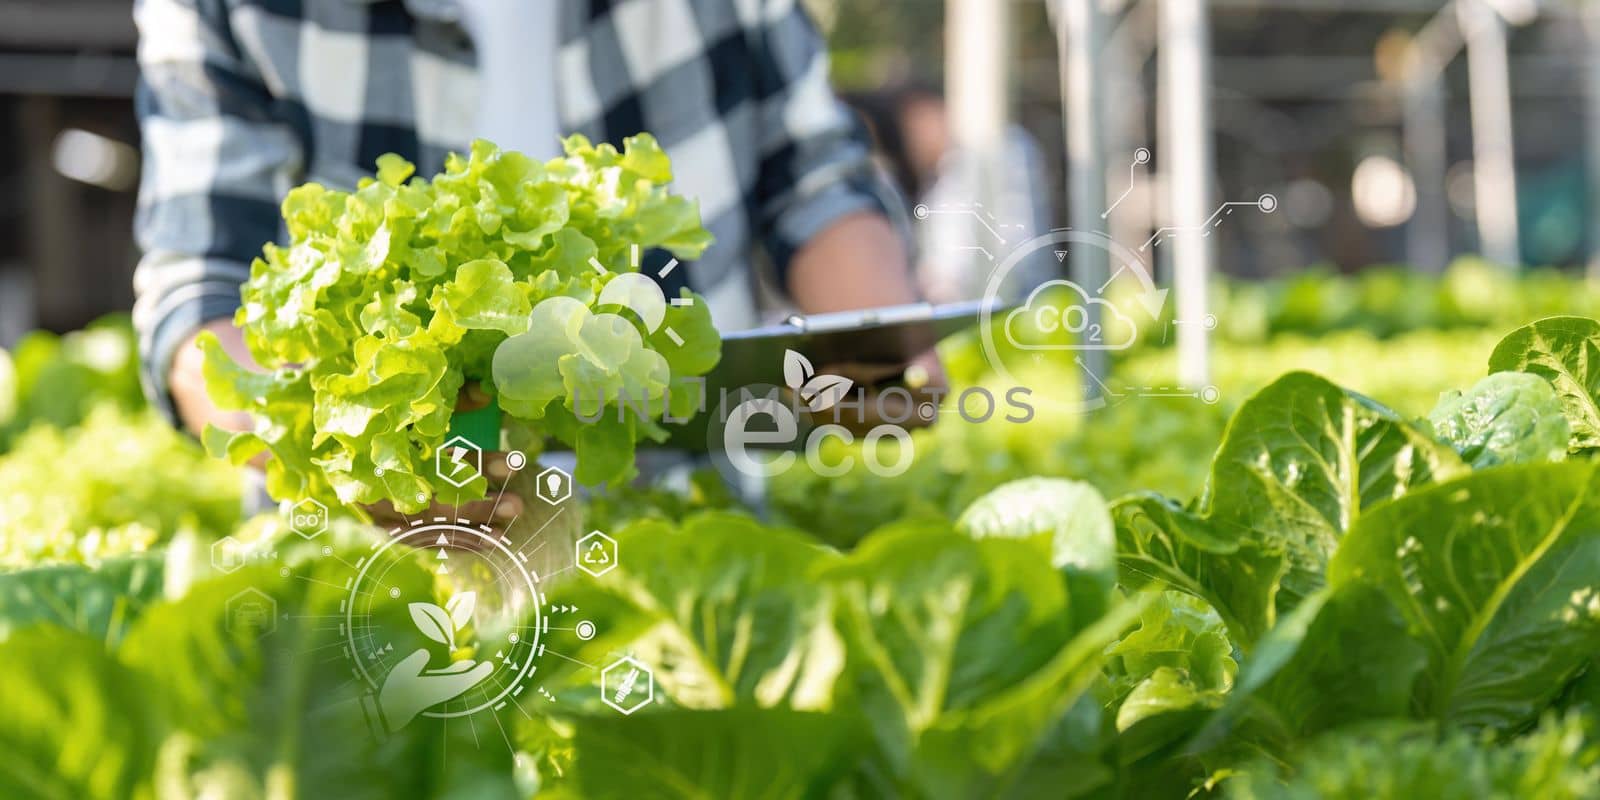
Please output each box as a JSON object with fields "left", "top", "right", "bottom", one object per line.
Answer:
{"left": 576, "top": 530, "right": 618, "bottom": 577}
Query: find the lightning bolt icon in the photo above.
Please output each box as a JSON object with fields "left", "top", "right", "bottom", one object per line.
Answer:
{"left": 448, "top": 446, "right": 471, "bottom": 477}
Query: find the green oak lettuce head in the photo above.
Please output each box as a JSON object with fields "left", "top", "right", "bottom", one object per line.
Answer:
{"left": 202, "top": 135, "right": 718, "bottom": 512}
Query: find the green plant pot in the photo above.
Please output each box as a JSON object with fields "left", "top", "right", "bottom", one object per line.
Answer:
{"left": 446, "top": 403, "right": 502, "bottom": 453}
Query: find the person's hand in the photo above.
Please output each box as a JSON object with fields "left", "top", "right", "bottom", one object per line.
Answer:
{"left": 784, "top": 210, "right": 950, "bottom": 432}
{"left": 377, "top": 649, "right": 495, "bottom": 731}
{"left": 906, "top": 348, "right": 949, "bottom": 393}
{"left": 171, "top": 318, "right": 258, "bottom": 439}
{"left": 363, "top": 383, "right": 526, "bottom": 530}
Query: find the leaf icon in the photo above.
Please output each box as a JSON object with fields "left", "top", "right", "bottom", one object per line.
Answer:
{"left": 783, "top": 349, "right": 814, "bottom": 390}
{"left": 409, "top": 602, "right": 455, "bottom": 650}
{"left": 801, "top": 374, "right": 854, "bottom": 412}
{"left": 446, "top": 592, "right": 476, "bottom": 632}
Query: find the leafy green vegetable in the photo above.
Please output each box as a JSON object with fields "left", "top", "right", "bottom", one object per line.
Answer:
{"left": 1488, "top": 316, "right": 1600, "bottom": 452}
{"left": 1191, "top": 584, "right": 1424, "bottom": 754}
{"left": 118, "top": 561, "right": 520, "bottom": 800}
{"left": 539, "top": 513, "right": 845, "bottom": 711}
{"left": 1103, "top": 591, "right": 1236, "bottom": 726}
{"left": 529, "top": 511, "right": 1141, "bottom": 798}
{"left": 820, "top": 521, "right": 1140, "bottom": 798}
{"left": 0, "top": 555, "right": 164, "bottom": 645}
{"left": 0, "top": 406, "right": 242, "bottom": 567}
{"left": 0, "top": 314, "right": 145, "bottom": 451}
{"left": 580, "top": 467, "right": 738, "bottom": 531}
{"left": 0, "top": 626, "right": 167, "bottom": 800}
{"left": 1119, "top": 327, "right": 1505, "bottom": 417}
{"left": 1225, "top": 713, "right": 1600, "bottom": 800}
{"left": 1206, "top": 260, "right": 1600, "bottom": 345}
{"left": 957, "top": 477, "right": 1117, "bottom": 625}
{"left": 1113, "top": 372, "right": 1465, "bottom": 648}
{"left": 1329, "top": 461, "right": 1600, "bottom": 730}
{"left": 1098, "top": 591, "right": 1238, "bottom": 772}
{"left": 1427, "top": 371, "right": 1570, "bottom": 468}
{"left": 561, "top": 709, "right": 867, "bottom": 799}
{"left": 202, "top": 136, "right": 718, "bottom": 512}
{"left": 12, "top": 284, "right": 1600, "bottom": 796}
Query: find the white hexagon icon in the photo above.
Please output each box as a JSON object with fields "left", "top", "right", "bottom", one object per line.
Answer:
{"left": 601, "top": 655, "right": 654, "bottom": 715}
{"left": 535, "top": 465, "right": 572, "bottom": 506}
{"left": 289, "top": 498, "right": 328, "bottom": 539}
{"left": 435, "top": 435, "right": 483, "bottom": 488}
{"left": 226, "top": 587, "right": 277, "bottom": 640}
{"left": 212, "top": 535, "right": 258, "bottom": 574}
{"left": 576, "top": 530, "right": 618, "bottom": 577}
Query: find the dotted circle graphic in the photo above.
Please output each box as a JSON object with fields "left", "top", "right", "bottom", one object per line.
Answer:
{"left": 343, "top": 520, "right": 543, "bottom": 719}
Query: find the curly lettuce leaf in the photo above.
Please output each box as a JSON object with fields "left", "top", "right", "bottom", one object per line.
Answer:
{"left": 203, "top": 135, "right": 718, "bottom": 511}
{"left": 1103, "top": 591, "right": 1237, "bottom": 725}
{"left": 0, "top": 405, "right": 242, "bottom": 567}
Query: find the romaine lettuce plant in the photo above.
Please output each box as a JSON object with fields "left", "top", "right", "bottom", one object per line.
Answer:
{"left": 1489, "top": 316, "right": 1600, "bottom": 453}
{"left": 1426, "top": 371, "right": 1570, "bottom": 468}
{"left": 1111, "top": 372, "right": 1466, "bottom": 649}
{"left": 200, "top": 136, "right": 719, "bottom": 511}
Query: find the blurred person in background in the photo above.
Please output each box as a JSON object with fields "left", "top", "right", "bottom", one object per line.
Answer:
{"left": 845, "top": 81, "right": 1053, "bottom": 303}
{"left": 133, "top": 0, "right": 941, "bottom": 517}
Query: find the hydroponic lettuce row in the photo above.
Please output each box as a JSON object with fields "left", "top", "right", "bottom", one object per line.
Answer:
{"left": 200, "top": 135, "right": 719, "bottom": 512}
{"left": 0, "top": 317, "right": 242, "bottom": 568}
{"left": 6, "top": 292, "right": 1600, "bottom": 794}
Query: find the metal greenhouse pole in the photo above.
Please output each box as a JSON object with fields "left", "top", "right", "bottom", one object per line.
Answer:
{"left": 1586, "top": 3, "right": 1600, "bottom": 280}
{"left": 1161, "top": 0, "right": 1216, "bottom": 387}
{"left": 1461, "top": 0, "right": 1523, "bottom": 268}
{"left": 1104, "top": 0, "right": 1159, "bottom": 253}
{"left": 1055, "top": 0, "right": 1110, "bottom": 394}
{"left": 1401, "top": 4, "right": 1461, "bottom": 274}
{"left": 946, "top": 0, "right": 1010, "bottom": 298}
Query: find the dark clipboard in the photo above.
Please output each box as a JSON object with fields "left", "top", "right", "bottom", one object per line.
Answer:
{"left": 651, "top": 299, "right": 993, "bottom": 451}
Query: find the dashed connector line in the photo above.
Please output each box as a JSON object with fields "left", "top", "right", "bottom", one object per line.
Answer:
{"left": 1140, "top": 194, "right": 1277, "bottom": 252}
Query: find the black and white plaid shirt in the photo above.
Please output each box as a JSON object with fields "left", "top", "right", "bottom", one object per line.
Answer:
{"left": 132, "top": 0, "right": 891, "bottom": 420}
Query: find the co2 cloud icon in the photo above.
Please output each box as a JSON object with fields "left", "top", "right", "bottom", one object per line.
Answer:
{"left": 1004, "top": 279, "right": 1138, "bottom": 351}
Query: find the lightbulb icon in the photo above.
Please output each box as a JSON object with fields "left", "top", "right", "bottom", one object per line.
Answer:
{"left": 535, "top": 466, "right": 572, "bottom": 505}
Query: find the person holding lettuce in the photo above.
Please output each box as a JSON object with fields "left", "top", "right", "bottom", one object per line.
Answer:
{"left": 132, "top": 0, "right": 942, "bottom": 523}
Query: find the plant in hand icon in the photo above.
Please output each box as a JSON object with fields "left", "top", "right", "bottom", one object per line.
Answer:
{"left": 348, "top": 521, "right": 546, "bottom": 739}
{"left": 376, "top": 591, "right": 494, "bottom": 730}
